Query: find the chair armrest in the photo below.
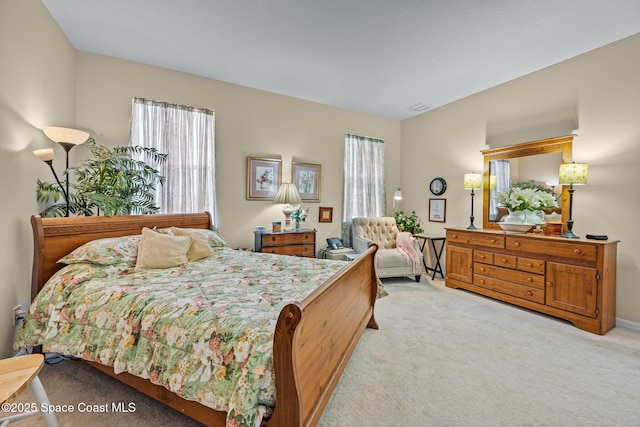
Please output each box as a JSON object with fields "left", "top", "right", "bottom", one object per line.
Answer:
{"left": 352, "top": 232, "right": 373, "bottom": 254}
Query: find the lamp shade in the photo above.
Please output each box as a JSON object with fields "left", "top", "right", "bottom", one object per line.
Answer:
{"left": 558, "top": 163, "right": 588, "bottom": 185}
{"left": 393, "top": 189, "right": 402, "bottom": 200}
{"left": 33, "top": 148, "right": 54, "bottom": 162}
{"left": 43, "top": 127, "right": 89, "bottom": 145}
{"left": 463, "top": 173, "right": 482, "bottom": 190}
{"left": 273, "top": 182, "right": 302, "bottom": 205}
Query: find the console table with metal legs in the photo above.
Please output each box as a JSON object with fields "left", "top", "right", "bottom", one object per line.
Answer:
{"left": 414, "top": 234, "right": 446, "bottom": 280}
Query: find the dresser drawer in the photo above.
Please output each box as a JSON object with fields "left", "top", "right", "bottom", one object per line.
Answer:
{"left": 474, "top": 250, "right": 494, "bottom": 264}
{"left": 474, "top": 264, "right": 545, "bottom": 289}
{"left": 447, "top": 230, "right": 504, "bottom": 249}
{"left": 493, "top": 253, "right": 517, "bottom": 269}
{"left": 506, "top": 237, "right": 596, "bottom": 262}
{"left": 474, "top": 274, "right": 545, "bottom": 304}
{"left": 517, "top": 257, "right": 545, "bottom": 274}
{"left": 262, "top": 232, "right": 314, "bottom": 246}
{"left": 262, "top": 244, "right": 315, "bottom": 257}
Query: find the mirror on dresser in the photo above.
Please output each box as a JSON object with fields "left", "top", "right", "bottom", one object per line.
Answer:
{"left": 481, "top": 135, "right": 574, "bottom": 230}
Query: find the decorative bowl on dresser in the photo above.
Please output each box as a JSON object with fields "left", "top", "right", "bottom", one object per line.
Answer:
{"left": 445, "top": 228, "right": 618, "bottom": 335}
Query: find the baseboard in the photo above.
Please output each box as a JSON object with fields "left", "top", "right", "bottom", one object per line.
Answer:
{"left": 616, "top": 317, "right": 640, "bottom": 332}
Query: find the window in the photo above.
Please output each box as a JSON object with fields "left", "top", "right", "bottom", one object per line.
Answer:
{"left": 129, "top": 98, "right": 217, "bottom": 226}
{"left": 342, "top": 133, "right": 385, "bottom": 245}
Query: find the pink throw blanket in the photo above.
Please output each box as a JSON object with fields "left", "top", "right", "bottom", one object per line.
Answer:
{"left": 396, "top": 232, "right": 420, "bottom": 270}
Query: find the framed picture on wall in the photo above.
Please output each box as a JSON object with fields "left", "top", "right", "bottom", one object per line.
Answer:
{"left": 429, "top": 198, "right": 446, "bottom": 222}
{"left": 247, "top": 157, "right": 282, "bottom": 200}
{"left": 292, "top": 162, "right": 321, "bottom": 202}
{"left": 319, "top": 207, "right": 333, "bottom": 222}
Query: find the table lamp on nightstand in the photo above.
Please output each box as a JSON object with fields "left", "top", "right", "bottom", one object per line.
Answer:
{"left": 274, "top": 182, "right": 302, "bottom": 230}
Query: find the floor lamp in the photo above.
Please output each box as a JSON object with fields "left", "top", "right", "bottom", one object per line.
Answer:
{"left": 558, "top": 162, "right": 588, "bottom": 238}
{"left": 464, "top": 173, "right": 482, "bottom": 229}
{"left": 35, "top": 127, "right": 89, "bottom": 217}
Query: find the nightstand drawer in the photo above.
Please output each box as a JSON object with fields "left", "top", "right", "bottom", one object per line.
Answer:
{"left": 262, "top": 244, "right": 315, "bottom": 257}
{"left": 262, "top": 232, "right": 314, "bottom": 246}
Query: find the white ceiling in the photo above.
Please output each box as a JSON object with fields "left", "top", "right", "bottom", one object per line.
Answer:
{"left": 42, "top": 0, "right": 640, "bottom": 121}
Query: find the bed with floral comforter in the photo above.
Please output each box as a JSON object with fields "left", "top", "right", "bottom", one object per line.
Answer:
{"left": 15, "top": 243, "right": 355, "bottom": 426}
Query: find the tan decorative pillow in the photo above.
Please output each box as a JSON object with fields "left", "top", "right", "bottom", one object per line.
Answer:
{"left": 135, "top": 227, "right": 193, "bottom": 270}
{"left": 170, "top": 227, "right": 215, "bottom": 261}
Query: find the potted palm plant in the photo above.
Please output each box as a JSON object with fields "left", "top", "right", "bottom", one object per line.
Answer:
{"left": 36, "top": 138, "right": 167, "bottom": 217}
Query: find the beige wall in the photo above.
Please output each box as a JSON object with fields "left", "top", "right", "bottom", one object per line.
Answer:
{"left": 401, "top": 33, "right": 640, "bottom": 325}
{"left": 74, "top": 53, "right": 401, "bottom": 249}
{"left": 0, "top": 0, "right": 78, "bottom": 357}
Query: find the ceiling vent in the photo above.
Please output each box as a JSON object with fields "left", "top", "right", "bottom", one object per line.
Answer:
{"left": 407, "top": 103, "right": 431, "bottom": 112}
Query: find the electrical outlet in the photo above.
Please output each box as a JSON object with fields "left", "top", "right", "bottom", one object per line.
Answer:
{"left": 12, "top": 305, "right": 22, "bottom": 327}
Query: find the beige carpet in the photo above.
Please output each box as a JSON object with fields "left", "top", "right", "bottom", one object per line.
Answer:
{"left": 10, "top": 277, "right": 640, "bottom": 426}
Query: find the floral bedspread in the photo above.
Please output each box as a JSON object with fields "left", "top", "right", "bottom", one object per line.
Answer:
{"left": 15, "top": 248, "right": 356, "bottom": 427}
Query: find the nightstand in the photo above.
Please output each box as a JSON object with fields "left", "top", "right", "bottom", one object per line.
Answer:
{"left": 254, "top": 229, "right": 316, "bottom": 257}
{"left": 322, "top": 247, "right": 356, "bottom": 260}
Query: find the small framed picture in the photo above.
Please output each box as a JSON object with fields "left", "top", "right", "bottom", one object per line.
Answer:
{"left": 429, "top": 199, "right": 446, "bottom": 222}
{"left": 319, "top": 207, "right": 333, "bottom": 222}
{"left": 292, "top": 162, "right": 321, "bottom": 202}
{"left": 247, "top": 157, "right": 282, "bottom": 200}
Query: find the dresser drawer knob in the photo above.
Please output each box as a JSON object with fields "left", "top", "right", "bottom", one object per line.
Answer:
{"left": 480, "top": 267, "right": 485, "bottom": 272}
{"left": 574, "top": 249, "right": 581, "bottom": 254}
{"left": 479, "top": 279, "right": 485, "bottom": 284}
{"left": 500, "top": 258, "right": 507, "bottom": 263}
{"left": 479, "top": 254, "right": 485, "bottom": 259}
{"left": 526, "top": 290, "right": 533, "bottom": 297}
{"left": 271, "top": 236, "right": 276, "bottom": 241}
{"left": 547, "top": 281, "right": 553, "bottom": 287}
{"left": 527, "top": 262, "right": 533, "bottom": 267}
{"left": 490, "top": 239, "right": 496, "bottom": 244}
{"left": 514, "top": 242, "right": 521, "bottom": 247}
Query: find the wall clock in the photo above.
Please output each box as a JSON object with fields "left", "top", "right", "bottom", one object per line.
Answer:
{"left": 429, "top": 177, "right": 447, "bottom": 195}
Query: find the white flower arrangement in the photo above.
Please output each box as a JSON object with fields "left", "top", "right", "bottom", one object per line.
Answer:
{"left": 291, "top": 205, "right": 308, "bottom": 223}
{"left": 494, "top": 187, "right": 557, "bottom": 212}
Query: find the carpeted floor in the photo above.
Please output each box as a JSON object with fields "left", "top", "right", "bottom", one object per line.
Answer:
{"left": 9, "top": 277, "right": 640, "bottom": 426}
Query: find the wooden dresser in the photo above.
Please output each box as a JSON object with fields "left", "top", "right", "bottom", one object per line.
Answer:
{"left": 254, "top": 229, "right": 316, "bottom": 257}
{"left": 445, "top": 228, "right": 618, "bottom": 334}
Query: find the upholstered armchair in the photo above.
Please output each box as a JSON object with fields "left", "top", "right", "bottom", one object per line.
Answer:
{"left": 352, "top": 217, "right": 424, "bottom": 282}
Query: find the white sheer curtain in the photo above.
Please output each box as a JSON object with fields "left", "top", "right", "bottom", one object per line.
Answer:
{"left": 489, "top": 159, "right": 511, "bottom": 220}
{"left": 129, "top": 98, "right": 217, "bottom": 226}
{"left": 342, "top": 134, "right": 385, "bottom": 246}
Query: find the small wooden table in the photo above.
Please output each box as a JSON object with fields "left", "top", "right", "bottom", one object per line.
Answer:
{"left": 414, "top": 234, "right": 446, "bottom": 280}
{"left": 0, "top": 354, "right": 59, "bottom": 426}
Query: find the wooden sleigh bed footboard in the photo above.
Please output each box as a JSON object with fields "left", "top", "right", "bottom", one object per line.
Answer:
{"left": 30, "top": 213, "right": 379, "bottom": 426}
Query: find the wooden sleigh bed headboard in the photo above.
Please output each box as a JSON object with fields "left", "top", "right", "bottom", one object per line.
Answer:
{"left": 30, "top": 212, "right": 379, "bottom": 426}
